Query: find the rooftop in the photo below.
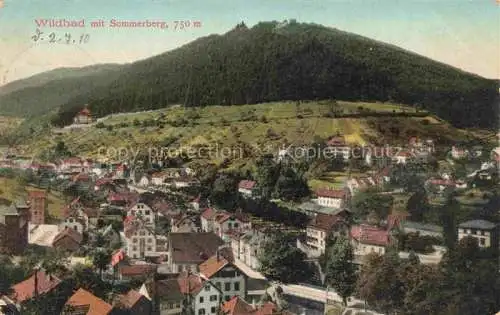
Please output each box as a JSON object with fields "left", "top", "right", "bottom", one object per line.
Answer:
{"left": 170, "top": 232, "right": 224, "bottom": 263}
{"left": 458, "top": 220, "right": 497, "bottom": 230}
{"left": 64, "top": 288, "right": 112, "bottom": 315}
{"left": 10, "top": 271, "right": 61, "bottom": 303}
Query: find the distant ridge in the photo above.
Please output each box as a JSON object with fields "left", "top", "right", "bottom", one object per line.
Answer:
{"left": 0, "top": 21, "right": 497, "bottom": 128}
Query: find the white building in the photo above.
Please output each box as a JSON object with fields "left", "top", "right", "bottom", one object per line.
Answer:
{"left": 306, "top": 213, "right": 348, "bottom": 254}
{"left": 350, "top": 224, "right": 391, "bottom": 256}
{"left": 198, "top": 248, "right": 248, "bottom": 302}
{"left": 314, "top": 188, "right": 346, "bottom": 209}
{"left": 457, "top": 220, "right": 498, "bottom": 248}
{"left": 237, "top": 180, "right": 256, "bottom": 197}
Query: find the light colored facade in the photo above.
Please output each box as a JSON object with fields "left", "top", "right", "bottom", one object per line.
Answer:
{"left": 314, "top": 189, "right": 346, "bottom": 209}
{"left": 458, "top": 220, "right": 498, "bottom": 248}
{"left": 127, "top": 202, "right": 155, "bottom": 225}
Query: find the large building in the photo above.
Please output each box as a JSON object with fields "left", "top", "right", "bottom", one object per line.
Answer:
{"left": 306, "top": 212, "right": 349, "bottom": 254}
{"left": 73, "top": 106, "right": 94, "bottom": 124}
{"left": 458, "top": 220, "right": 498, "bottom": 248}
{"left": 0, "top": 203, "right": 30, "bottom": 255}
{"left": 168, "top": 232, "right": 224, "bottom": 273}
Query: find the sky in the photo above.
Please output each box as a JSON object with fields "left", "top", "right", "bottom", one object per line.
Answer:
{"left": 0, "top": 0, "right": 498, "bottom": 84}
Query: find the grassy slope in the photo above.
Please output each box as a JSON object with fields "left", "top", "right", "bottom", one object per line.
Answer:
{"left": 0, "top": 177, "right": 66, "bottom": 219}
{"left": 23, "top": 100, "right": 489, "bottom": 157}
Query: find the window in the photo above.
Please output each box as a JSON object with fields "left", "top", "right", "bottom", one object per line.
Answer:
{"left": 224, "top": 296, "right": 230, "bottom": 301}
{"left": 147, "top": 247, "right": 152, "bottom": 251}
{"left": 145, "top": 210, "right": 150, "bottom": 215}
{"left": 205, "top": 284, "right": 211, "bottom": 291}
{"left": 133, "top": 239, "right": 138, "bottom": 243}
{"left": 198, "top": 309, "right": 205, "bottom": 315}
{"left": 168, "top": 303, "right": 174, "bottom": 309}
{"left": 175, "top": 302, "right": 181, "bottom": 308}
{"left": 199, "top": 297, "right": 204, "bottom": 303}
{"left": 211, "top": 307, "right": 216, "bottom": 313}
{"left": 224, "top": 282, "right": 231, "bottom": 291}
{"left": 480, "top": 238, "right": 486, "bottom": 246}
{"left": 234, "top": 282, "right": 240, "bottom": 291}
{"left": 234, "top": 223, "right": 239, "bottom": 228}
{"left": 133, "top": 246, "right": 137, "bottom": 251}
{"left": 209, "top": 295, "right": 218, "bottom": 301}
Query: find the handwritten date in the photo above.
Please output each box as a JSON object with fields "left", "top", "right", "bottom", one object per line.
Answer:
{"left": 31, "top": 28, "right": 90, "bottom": 44}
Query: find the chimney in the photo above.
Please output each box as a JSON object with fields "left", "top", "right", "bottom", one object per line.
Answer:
{"left": 33, "top": 267, "right": 39, "bottom": 299}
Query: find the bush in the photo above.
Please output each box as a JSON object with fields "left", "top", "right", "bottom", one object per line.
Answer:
{"left": 95, "top": 122, "right": 105, "bottom": 128}
{"left": 260, "top": 115, "right": 268, "bottom": 123}
{"left": 106, "top": 125, "right": 113, "bottom": 131}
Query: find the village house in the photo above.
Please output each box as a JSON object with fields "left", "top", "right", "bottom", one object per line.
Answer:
{"left": 117, "top": 264, "right": 158, "bottom": 282}
{"left": 221, "top": 296, "right": 285, "bottom": 315}
{"left": 325, "top": 135, "right": 351, "bottom": 161}
{"left": 168, "top": 232, "right": 224, "bottom": 273}
{"left": 73, "top": 105, "right": 94, "bottom": 124}
{"left": 127, "top": 201, "right": 156, "bottom": 225}
{"left": 61, "top": 288, "right": 113, "bottom": 315}
{"left": 346, "top": 176, "right": 382, "bottom": 197}
{"left": 149, "top": 278, "right": 184, "bottom": 315}
{"left": 124, "top": 215, "right": 168, "bottom": 260}
{"left": 198, "top": 247, "right": 248, "bottom": 302}
{"left": 161, "top": 271, "right": 222, "bottom": 315}
{"left": 458, "top": 220, "right": 498, "bottom": 248}
{"left": 27, "top": 190, "right": 47, "bottom": 225}
{"left": 238, "top": 180, "right": 257, "bottom": 198}
{"left": 230, "top": 229, "right": 268, "bottom": 270}
{"left": 52, "top": 226, "right": 83, "bottom": 252}
{"left": 10, "top": 270, "right": 62, "bottom": 308}
{"left": 305, "top": 212, "right": 349, "bottom": 255}
{"left": 173, "top": 176, "right": 199, "bottom": 188}
{"left": 451, "top": 146, "right": 469, "bottom": 160}
{"left": 350, "top": 224, "right": 392, "bottom": 256}
{"left": 0, "top": 203, "right": 30, "bottom": 255}
{"left": 58, "top": 157, "right": 85, "bottom": 174}
{"left": 137, "top": 174, "right": 151, "bottom": 187}
{"left": 171, "top": 214, "right": 200, "bottom": 233}
{"left": 314, "top": 188, "right": 347, "bottom": 209}
{"left": 201, "top": 208, "right": 218, "bottom": 232}
{"left": 114, "top": 289, "right": 152, "bottom": 315}
{"left": 212, "top": 210, "right": 252, "bottom": 241}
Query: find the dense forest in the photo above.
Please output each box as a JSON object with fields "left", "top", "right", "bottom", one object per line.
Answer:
{"left": 1, "top": 21, "right": 497, "bottom": 128}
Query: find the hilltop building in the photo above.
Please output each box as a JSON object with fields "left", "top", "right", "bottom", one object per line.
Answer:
{"left": 73, "top": 105, "right": 94, "bottom": 124}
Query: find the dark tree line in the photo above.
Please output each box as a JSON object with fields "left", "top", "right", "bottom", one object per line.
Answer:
{"left": 41, "top": 21, "right": 497, "bottom": 129}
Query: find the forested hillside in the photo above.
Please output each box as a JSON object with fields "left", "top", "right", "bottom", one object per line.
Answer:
{"left": 1, "top": 21, "right": 497, "bottom": 128}
{"left": 0, "top": 64, "right": 123, "bottom": 117}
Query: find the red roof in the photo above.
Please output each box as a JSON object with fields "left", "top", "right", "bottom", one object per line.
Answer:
{"left": 350, "top": 224, "right": 390, "bottom": 246}
{"left": 307, "top": 213, "right": 344, "bottom": 231}
{"left": 118, "top": 290, "right": 144, "bottom": 309}
{"left": 177, "top": 272, "right": 205, "bottom": 295}
{"left": 315, "top": 188, "right": 346, "bottom": 199}
{"left": 78, "top": 108, "right": 91, "bottom": 116}
{"left": 52, "top": 227, "right": 83, "bottom": 245}
{"left": 10, "top": 271, "right": 61, "bottom": 303}
{"left": 395, "top": 150, "right": 413, "bottom": 158}
{"left": 64, "top": 288, "right": 112, "bottom": 315}
{"left": 198, "top": 248, "right": 235, "bottom": 279}
{"left": 238, "top": 180, "right": 256, "bottom": 190}
{"left": 111, "top": 249, "right": 126, "bottom": 267}
{"left": 28, "top": 190, "right": 47, "bottom": 199}
{"left": 119, "top": 264, "right": 157, "bottom": 277}
{"left": 201, "top": 208, "right": 217, "bottom": 220}
{"left": 222, "top": 296, "right": 281, "bottom": 315}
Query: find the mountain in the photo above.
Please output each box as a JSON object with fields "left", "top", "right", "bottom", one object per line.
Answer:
{"left": 0, "top": 64, "right": 124, "bottom": 117}
{"left": 1, "top": 21, "right": 498, "bottom": 128}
